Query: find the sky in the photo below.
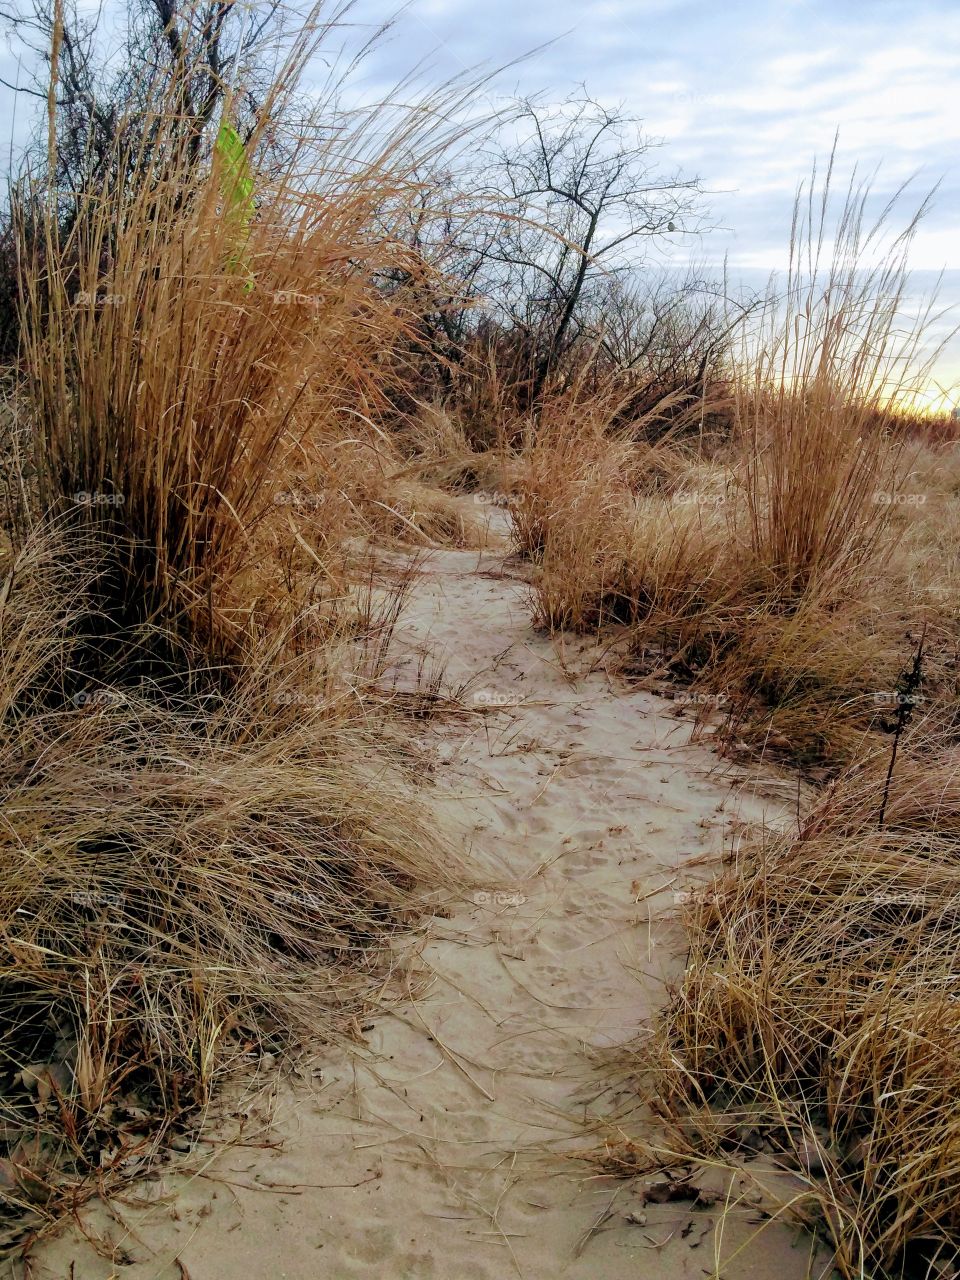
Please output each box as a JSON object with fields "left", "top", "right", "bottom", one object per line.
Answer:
{"left": 3, "top": 0, "right": 959, "bottom": 400}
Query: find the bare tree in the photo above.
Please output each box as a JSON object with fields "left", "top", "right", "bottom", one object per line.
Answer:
{"left": 0, "top": 0, "right": 314, "bottom": 359}
{"left": 593, "top": 272, "right": 755, "bottom": 381}
{"left": 467, "top": 92, "right": 707, "bottom": 398}
{"left": 1, "top": 0, "right": 294, "bottom": 197}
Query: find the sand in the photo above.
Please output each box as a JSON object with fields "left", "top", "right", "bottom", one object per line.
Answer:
{"left": 28, "top": 514, "right": 833, "bottom": 1280}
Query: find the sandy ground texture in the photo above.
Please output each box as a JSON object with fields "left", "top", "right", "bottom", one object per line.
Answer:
{"left": 26, "top": 514, "right": 835, "bottom": 1280}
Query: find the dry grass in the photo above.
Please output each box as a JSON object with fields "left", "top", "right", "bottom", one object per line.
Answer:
{"left": 390, "top": 401, "right": 509, "bottom": 494}
{"left": 0, "top": 2, "right": 481, "bottom": 1255}
{"left": 646, "top": 745, "right": 960, "bottom": 1277}
{"left": 511, "top": 424, "right": 920, "bottom": 767}
{"left": 15, "top": 4, "right": 478, "bottom": 660}
{"left": 735, "top": 155, "right": 934, "bottom": 601}
{"left": 0, "top": 521, "right": 461, "bottom": 1253}
{"left": 561, "top": 176, "right": 960, "bottom": 1280}
{"left": 495, "top": 165, "right": 960, "bottom": 1272}
{"left": 507, "top": 169, "right": 950, "bottom": 770}
{"left": 296, "top": 415, "right": 490, "bottom": 550}
{"left": 4, "top": 3, "right": 960, "bottom": 1269}
{"left": 507, "top": 377, "right": 690, "bottom": 573}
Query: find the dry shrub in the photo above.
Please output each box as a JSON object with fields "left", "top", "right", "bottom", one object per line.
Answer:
{"left": 512, "top": 407, "right": 913, "bottom": 766}
{"left": 528, "top": 484, "right": 734, "bottom": 635}
{"left": 617, "top": 163, "right": 960, "bottom": 1275}
{"left": 649, "top": 746, "right": 960, "bottom": 1277}
{"left": 890, "top": 443, "right": 960, "bottom": 616}
{"left": 514, "top": 436, "right": 637, "bottom": 624}
{"left": 913, "top": 412, "right": 960, "bottom": 447}
{"left": 389, "top": 401, "right": 507, "bottom": 494}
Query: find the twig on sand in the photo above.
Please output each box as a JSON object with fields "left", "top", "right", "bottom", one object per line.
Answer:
{"left": 573, "top": 1183, "right": 628, "bottom": 1257}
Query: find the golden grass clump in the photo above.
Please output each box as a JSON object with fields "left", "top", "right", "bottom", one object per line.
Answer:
{"left": 0, "top": 1, "right": 478, "bottom": 1249}
{"left": 650, "top": 746, "right": 960, "bottom": 1277}
{"left": 16, "top": 3, "right": 478, "bottom": 656}
{"left": 734, "top": 156, "right": 932, "bottom": 601}
{"left": 506, "top": 377, "right": 699, "bottom": 624}
{"left": 511, "top": 412, "right": 921, "bottom": 767}
{"left": 389, "top": 401, "right": 509, "bottom": 495}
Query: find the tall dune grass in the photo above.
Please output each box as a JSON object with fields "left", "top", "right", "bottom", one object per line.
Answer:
{"left": 737, "top": 156, "right": 940, "bottom": 600}
{"left": 0, "top": 523, "right": 460, "bottom": 1243}
{"left": 648, "top": 745, "right": 960, "bottom": 1277}
{"left": 15, "top": 1, "right": 476, "bottom": 659}
{"left": 492, "top": 163, "right": 960, "bottom": 1273}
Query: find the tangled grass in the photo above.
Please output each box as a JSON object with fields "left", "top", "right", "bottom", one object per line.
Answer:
{"left": 0, "top": 524, "right": 459, "bottom": 1250}
{"left": 648, "top": 747, "right": 960, "bottom": 1277}
{"left": 0, "top": 0, "right": 480, "bottom": 1254}
{"left": 504, "top": 168, "right": 952, "bottom": 772}
{"left": 495, "top": 156, "right": 960, "bottom": 1275}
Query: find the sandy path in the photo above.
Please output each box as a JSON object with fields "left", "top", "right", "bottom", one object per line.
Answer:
{"left": 32, "top": 523, "right": 830, "bottom": 1280}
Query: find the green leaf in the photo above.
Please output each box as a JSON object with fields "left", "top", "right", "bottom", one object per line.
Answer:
{"left": 215, "top": 120, "right": 255, "bottom": 289}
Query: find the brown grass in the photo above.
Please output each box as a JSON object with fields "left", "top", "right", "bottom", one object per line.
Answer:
{"left": 15, "top": 3, "right": 478, "bottom": 660}
{"left": 0, "top": 522, "right": 461, "bottom": 1247}
{"left": 506, "top": 167, "right": 950, "bottom": 770}
{"left": 477, "top": 167, "right": 960, "bottom": 1276}
{"left": 4, "top": 6, "right": 960, "bottom": 1270}
{"left": 646, "top": 745, "right": 960, "bottom": 1277}
{"left": 492, "top": 164, "right": 960, "bottom": 1271}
